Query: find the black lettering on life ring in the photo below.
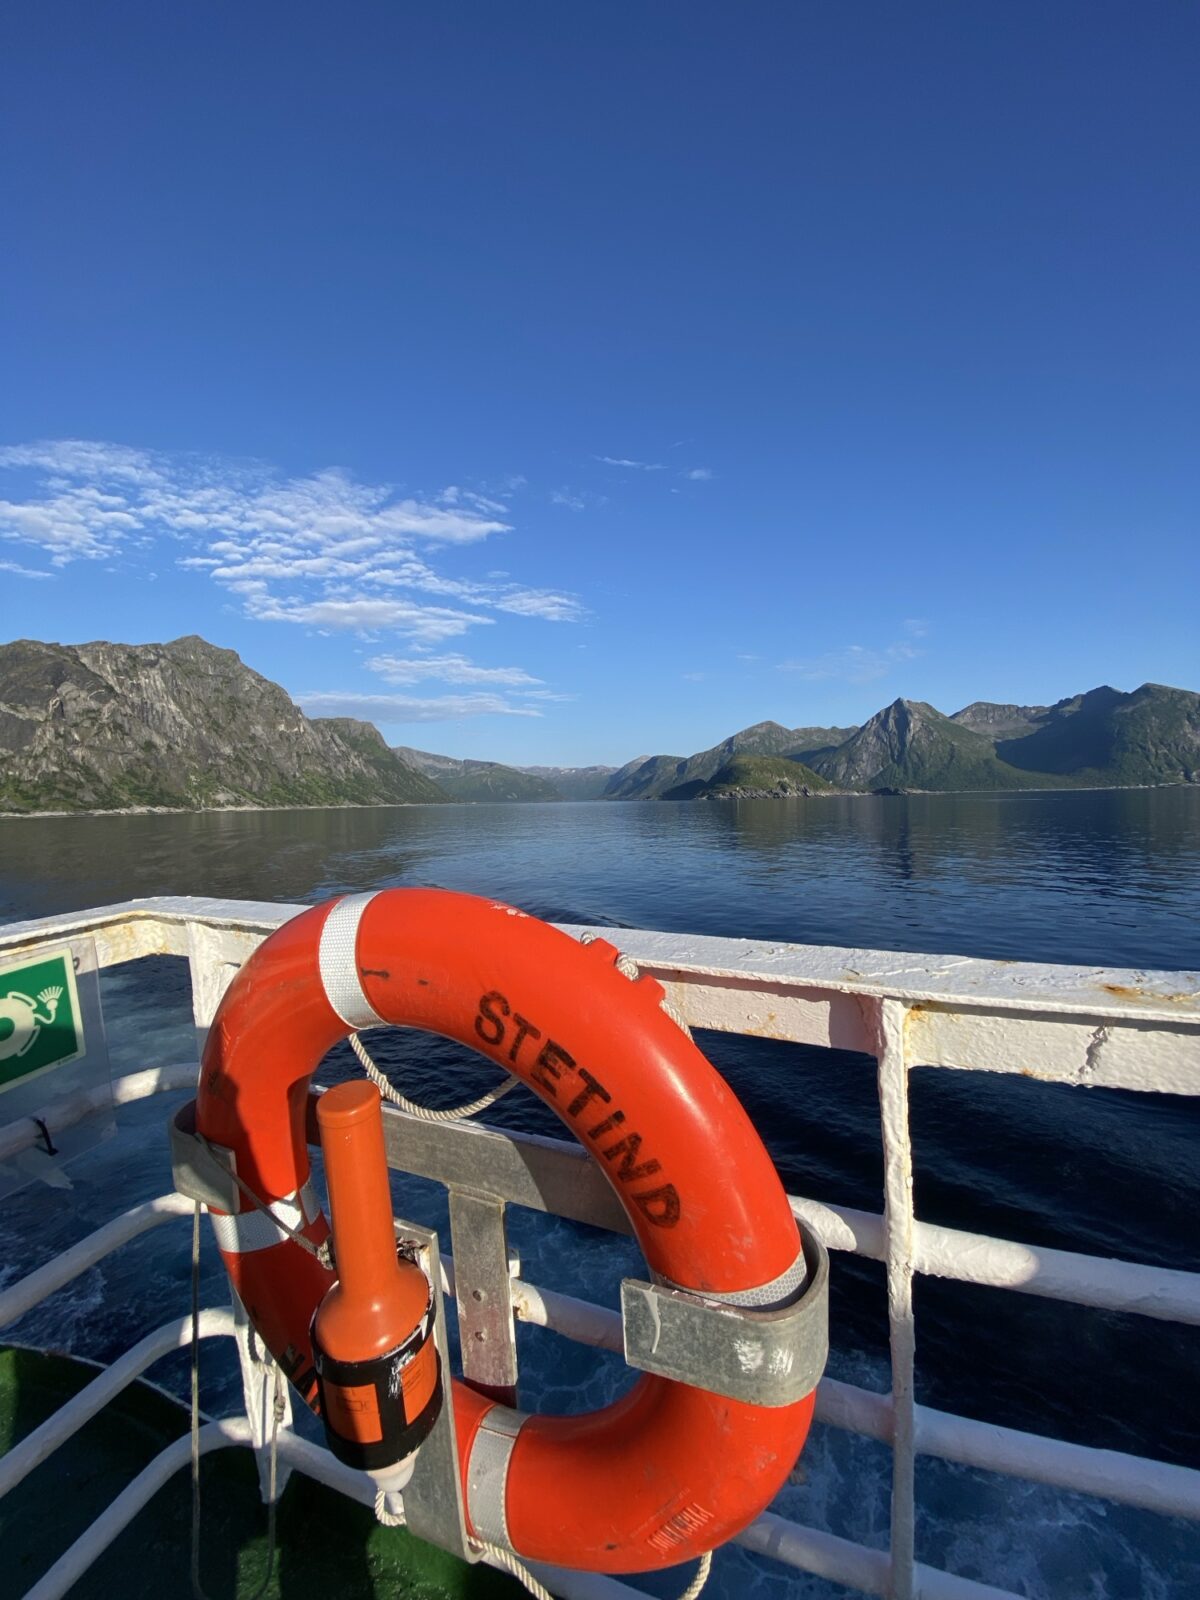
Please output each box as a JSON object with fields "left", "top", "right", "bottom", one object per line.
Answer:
{"left": 566, "top": 1067, "right": 610, "bottom": 1119}
{"left": 470, "top": 993, "right": 680, "bottom": 1227}
{"left": 632, "top": 1183, "right": 681, "bottom": 1228}
{"left": 474, "top": 991, "right": 510, "bottom": 1047}
{"left": 531, "top": 1038, "right": 575, "bottom": 1097}
{"left": 601, "top": 1132, "right": 662, "bottom": 1184}
{"left": 508, "top": 1013, "right": 541, "bottom": 1063}
{"left": 588, "top": 1109, "right": 625, "bottom": 1139}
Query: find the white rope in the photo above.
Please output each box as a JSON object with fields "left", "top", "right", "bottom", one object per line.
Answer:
{"left": 579, "top": 933, "right": 694, "bottom": 1039}
{"left": 372, "top": 1487, "right": 407, "bottom": 1526}
{"left": 191, "top": 1201, "right": 285, "bottom": 1600}
{"left": 350, "top": 933, "right": 692, "bottom": 1118}
{"left": 349, "top": 1031, "right": 521, "bottom": 1121}
{"left": 678, "top": 1550, "right": 713, "bottom": 1600}
{"left": 475, "top": 1543, "right": 711, "bottom": 1600}
{"left": 473, "top": 1541, "right": 557, "bottom": 1600}
{"left": 371, "top": 1493, "right": 556, "bottom": 1600}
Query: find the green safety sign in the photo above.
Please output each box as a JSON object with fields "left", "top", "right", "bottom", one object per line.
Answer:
{"left": 0, "top": 949, "right": 85, "bottom": 1092}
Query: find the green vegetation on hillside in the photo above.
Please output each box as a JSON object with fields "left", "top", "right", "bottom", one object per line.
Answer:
{"left": 0, "top": 638, "right": 449, "bottom": 814}
{"left": 4, "top": 635, "right": 1195, "bottom": 814}
{"left": 603, "top": 720, "right": 856, "bottom": 800}
{"left": 393, "top": 745, "right": 560, "bottom": 801}
{"left": 515, "top": 764, "right": 616, "bottom": 800}
{"left": 812, "top": 699, "right": 1072, "bottom": 792}
{"left": 700, "top": 755, "right": 833, "bottom": 797}
{"left": 311, "top": 719, "right": 449, "bottom": 803}
{"left": 436, "top": 764, "right": 560, "bottom": 802}
{"left": 997, "top": 684, "right": 1200, "bottom": 785}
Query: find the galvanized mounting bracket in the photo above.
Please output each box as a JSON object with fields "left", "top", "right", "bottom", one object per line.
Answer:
{"left": 621, "top": 1228, "right": 829, "bottom": 1406}
{"left": 392, "top": 1218, "right": 480, "bottom": 1564}
{"left": 168, "top": 1097, "right": 241, "bottom": 1213}
{"left": 169, "top": 1100, "right": 479, "bottom": 1564}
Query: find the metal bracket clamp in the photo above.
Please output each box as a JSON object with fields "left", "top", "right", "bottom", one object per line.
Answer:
{"left": 168, "top": 1097, "right": 241, "bottom": 1213}
{"left": 621, "top": 1228, "right": 829, "bottom": 1406}
{"left": 394, "top": 1219, "right": 480, "bottom": 1563}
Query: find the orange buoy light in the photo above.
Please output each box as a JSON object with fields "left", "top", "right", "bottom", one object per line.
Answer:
{"left": 311, "top": 1080, "right": 442, "bottom": 1487}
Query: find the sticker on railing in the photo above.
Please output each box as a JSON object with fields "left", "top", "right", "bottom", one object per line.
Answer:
{"left": 0, "top": 937, "right": 114, "bottom": 1202}
{"left": 0, "top": 949, "right": 85, "bottom": 1091}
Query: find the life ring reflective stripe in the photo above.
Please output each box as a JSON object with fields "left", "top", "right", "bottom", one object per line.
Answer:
{"left": 196, "top": 888, "right": 816, "bottom": 1573}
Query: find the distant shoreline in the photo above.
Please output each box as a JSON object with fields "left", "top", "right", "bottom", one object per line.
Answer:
{"left": 701, "top": 782, "right": 1190, "bottom": 801}
{"left": 0, "top": 799, "right": 444, "bottom": 821}
{"left": 1, "top": 781, "right": 1193, "bottom": 820}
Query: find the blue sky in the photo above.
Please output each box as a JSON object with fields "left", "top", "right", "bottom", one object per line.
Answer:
{"left": 1, "top": 3, "right": 1197, "bottom": 765}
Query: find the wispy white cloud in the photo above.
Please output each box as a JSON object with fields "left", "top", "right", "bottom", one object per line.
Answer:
{"left": 438, "top": 484, "right": 509, "bottom": 514}
{"left": 550, "top": 489, "right": 586, "bottom": 511}
{"left": 777, "top": 638, "right": 924, "bottom": 685}
{"left": 0, "top": 439, "right": 169, "bottom": 486}
{"left": 684, "top": 468, "right": 714, "bottom": 481}
{"left": 256, "top": 596, "right": 492, "bottom": 643}
{"left": 596, "top": 455, "right": 666, "bottom": 471}
{"left": 493, "top": 589, "right": 584, "bottom": 622}
{"left": 0, "top": 489, "right": 145, "bottom": 563}
{"left": 0, "top": 439, "right": 585, "bottom": 642}
{"left": 296, "top": 690, "right": 542, "bottom": 722}
{"left": 0, "top": 558, "right": 54, "bottom": 579}
{"left": 368, "top": 652, "right": 541, "bottom": 688}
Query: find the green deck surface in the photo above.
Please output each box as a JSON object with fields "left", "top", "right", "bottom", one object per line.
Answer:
{"left": 0, "top": 1346, "right": 522, "bottom": 1600}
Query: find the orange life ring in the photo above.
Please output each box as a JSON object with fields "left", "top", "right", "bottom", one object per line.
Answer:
{"left": 196, "top": 889, "right": 815, "bottom": 1572}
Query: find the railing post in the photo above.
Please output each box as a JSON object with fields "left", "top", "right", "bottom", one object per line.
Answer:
{"left": 873, "top": 997, "right": 916, "bottom": 1600}
{"left": 185, "top": 921, "right": 254, "bottom": 1056}
{"left": 448, "top": 1190, "right": 520, "bottom": 1406}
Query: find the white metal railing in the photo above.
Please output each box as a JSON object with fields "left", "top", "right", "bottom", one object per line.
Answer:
{"left": 1, "top": 896, "right": 1197, "bottom": 1600}
{"left": 0, "top": 1194, "right": 633, "bottom": 1600}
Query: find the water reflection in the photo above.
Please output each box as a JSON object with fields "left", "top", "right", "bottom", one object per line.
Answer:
{"left": 1, "top": 788, "right": 1198, "bottom": 969}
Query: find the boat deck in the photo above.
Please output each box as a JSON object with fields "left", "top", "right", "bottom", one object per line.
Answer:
{"left": 0, "top": 1345, "right": 519, "bottom": 1598}
{"left": 1, "top": 896, "right": 1198, "bottom": 1600}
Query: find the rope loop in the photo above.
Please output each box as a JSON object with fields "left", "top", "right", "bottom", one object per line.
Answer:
{"left": 349, "top": 1031, "right": 521, "bottom": 1121}
{"left": 578, "top": 932, "right": 694, "bottom": 1039}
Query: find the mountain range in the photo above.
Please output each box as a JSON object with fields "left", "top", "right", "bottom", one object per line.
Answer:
{"left": 0, "top": 636, "right": 1196, "bottom": 814}
{"left": 607, "top": 687, "right": 1200, "bottom": 799}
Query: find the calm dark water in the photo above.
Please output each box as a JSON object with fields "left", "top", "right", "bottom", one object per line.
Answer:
{"left": 1, "top": 790, "right": 1198, "bottom": 1599}
{"left": 2, "top": 787, "right": 1199, "bottom": 966}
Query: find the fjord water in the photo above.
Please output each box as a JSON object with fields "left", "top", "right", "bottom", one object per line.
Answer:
{"left": 1, "top": 789, "right": 1198, "bottom": 1599}
{"left": 3, "top": 787, "right": 1199, "bottom": 965}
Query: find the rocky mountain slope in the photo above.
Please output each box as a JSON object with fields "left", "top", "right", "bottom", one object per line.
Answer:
{"left": 601, "top": 752, "right": 689, "bottom": 800}
{"left": 808, "top": 699, "right": 1056, "bottom": 791}
{"left": 602, "top": 720, "right": 856, "bottom": 800}
{"left": 4, "top": 634, "right": 1193, "bottom": 814}
{"left": 0, "top": 637, "right": 446, "bottom": 813}
{"left": 697, "top": 755, "right": 833, "bottom": 799}
{"left": 950, "top": 701, "right": 1050, "bottom": 740}
{"left": 314, "top": 718, "right": 447, "bottom": 802}
{"left": 394, "top": 746, "right": 560, "bottom": 802}
{"left": 599, "top": 684, "right": 1198, "bottom": 799}
{"left": 514, "top": 764, "right": 617, "bottom": 801}
{"left": 994, "top": 684, "right": 1200, "bottom": 784}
